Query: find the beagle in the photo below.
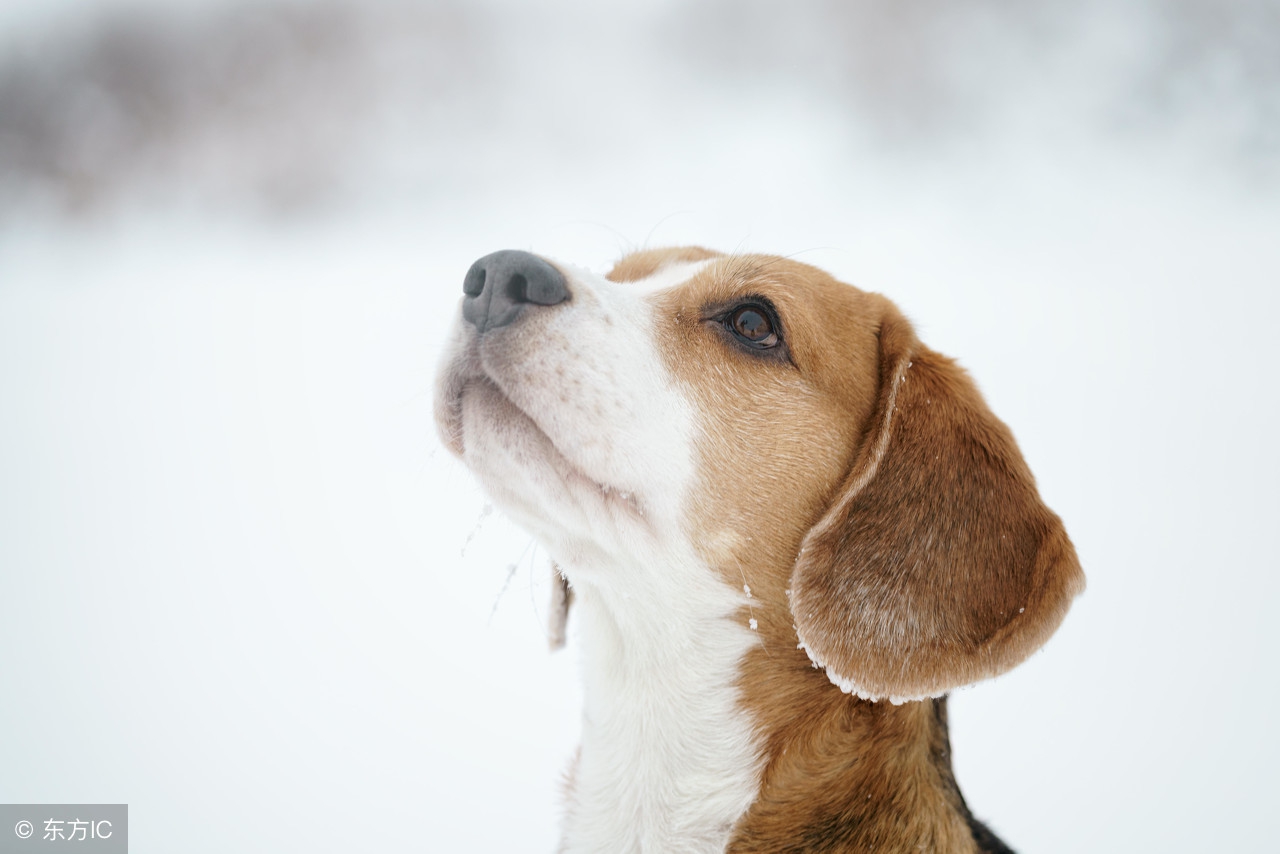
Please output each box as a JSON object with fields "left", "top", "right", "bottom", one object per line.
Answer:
{"left": 435, "top": 247, "right": 1084, "bottom": 854}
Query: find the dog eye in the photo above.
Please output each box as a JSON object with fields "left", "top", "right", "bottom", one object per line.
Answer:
{"left": 726, "top": 305, "right": 779, "bottom": 349}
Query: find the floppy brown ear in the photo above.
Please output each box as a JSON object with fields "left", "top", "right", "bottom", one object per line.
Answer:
{"left": 790, "top": 301, "right": 1085, "bottom": 703}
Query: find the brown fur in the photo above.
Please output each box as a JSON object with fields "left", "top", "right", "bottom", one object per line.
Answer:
{"left": 729, "top": 697, "right": 978, "bottom": 853}
{"left": 790, "top": 308, "right": 1084, "bottom": 701}
{"left": 606, "top": 245, "right": 724, "bottom": 283}
{"left": 628, "top": 248, "right": 1083, "bottom": 852}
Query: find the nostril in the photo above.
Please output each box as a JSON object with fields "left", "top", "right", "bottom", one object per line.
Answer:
{"left": 507, "top": 273, "right": 528, "bottom": 303}
{"left": 463, "top": 265, "right": 486, "bottom": 296}
{"left": 524, "top": 272, "right": 564, "bottom": 305}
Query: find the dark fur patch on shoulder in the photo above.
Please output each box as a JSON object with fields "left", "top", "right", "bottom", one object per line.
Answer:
{"left": 966, "top": 815, "right": 1017, "bottom": 854}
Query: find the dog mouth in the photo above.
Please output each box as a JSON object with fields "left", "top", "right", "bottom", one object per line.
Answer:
{"left": 446, "top": 370, "right": 644, "bottom": 518}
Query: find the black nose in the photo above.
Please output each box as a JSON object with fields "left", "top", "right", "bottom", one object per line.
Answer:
{"left": 462, "top": 250, "right": 569, "bottom": 333}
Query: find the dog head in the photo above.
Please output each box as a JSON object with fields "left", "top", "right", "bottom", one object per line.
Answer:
{"left": 435, "top": 247, "right": 1084, "bottom": 702}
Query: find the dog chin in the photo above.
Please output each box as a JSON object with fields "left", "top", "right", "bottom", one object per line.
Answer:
{"left": 456, "top": 377, "right": 645, "bottom": 531}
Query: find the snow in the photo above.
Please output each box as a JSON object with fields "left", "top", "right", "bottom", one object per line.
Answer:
{"left": 1, "top": 1, "right": 1278, "bottom": 852}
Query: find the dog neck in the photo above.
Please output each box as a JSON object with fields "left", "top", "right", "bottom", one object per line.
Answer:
{"left": 556, "top": 548, "right": 764, "bottom": 854}
{"left": 729, "top": 676, "right": 989, "bottom": 852}
{"left": 727, "top": 566, "right": 993, "bottom": 853}
{"left": 556, "top": 551, "right": 994, "bottom": 854}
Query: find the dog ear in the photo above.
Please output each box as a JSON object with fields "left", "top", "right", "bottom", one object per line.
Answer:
{"left": 790, "top": 301, "right": 1085, "bottom": 703}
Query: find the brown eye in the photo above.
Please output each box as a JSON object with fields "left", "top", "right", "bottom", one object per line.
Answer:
{"left": 727, "top": 305, "right": 779, "bottom": 348}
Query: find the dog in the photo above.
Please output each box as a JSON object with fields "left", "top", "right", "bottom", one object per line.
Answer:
{"left": 435, "top": 246, "right": 1084, "bottom": 853}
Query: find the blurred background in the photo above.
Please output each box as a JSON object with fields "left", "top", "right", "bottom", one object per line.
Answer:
{"left": 1, "top": 0, "right": 1277, "bottom": 850}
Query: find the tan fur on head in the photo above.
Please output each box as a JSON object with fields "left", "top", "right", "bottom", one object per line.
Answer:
{"left": 790, "top": 302, "right": 1086, "bottom": 702}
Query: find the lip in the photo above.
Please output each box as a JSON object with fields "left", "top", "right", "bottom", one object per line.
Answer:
{"left": 444, "top": 364, "right": 644, "bottom": 519}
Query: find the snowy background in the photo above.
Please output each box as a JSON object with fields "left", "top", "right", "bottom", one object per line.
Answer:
{"left": 1, "top": 0, "right": 1277, "bottom": 851}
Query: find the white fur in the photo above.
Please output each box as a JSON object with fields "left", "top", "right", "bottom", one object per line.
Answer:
{"left": 562, "top": 539, "right": 762, "bottom": 854}
{"left": 437, "top": 257, "right": 764, "bottom": 853}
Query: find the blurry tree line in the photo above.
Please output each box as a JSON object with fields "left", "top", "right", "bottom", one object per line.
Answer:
{"left": 0, "top": 0, "right": 1275, "bottom": 218}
